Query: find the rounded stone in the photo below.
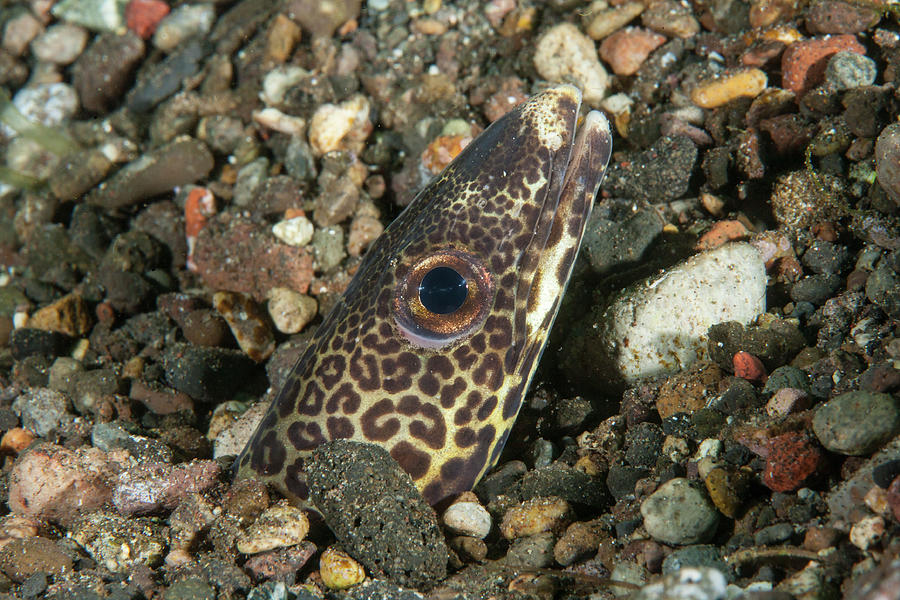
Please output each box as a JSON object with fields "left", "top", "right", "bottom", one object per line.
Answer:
{"left": 442, "top": 501, "right": 492, "bottom": 539}
{"left": 533, "top": 23, "right": 609, "bottom": 107}
{"left": 812, "top": 391, "right": 900, "bottom": 455}
{"left": 825, "top": 51, "right": 877, "bottom": 90}
{"left": 640, "top": 478, "right": 720, "bottom": 545}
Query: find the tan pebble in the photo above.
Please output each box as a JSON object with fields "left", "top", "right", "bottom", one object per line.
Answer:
{"left": 412, "top": 17, "right": 447, "bottom": 35}
{"left": 448, "top": 535, "right": 487, "bottom": 563}
{"left": 700, "top": 192, "right": 726, "bottom": 216}
{"left": 266, "top": 287, "right": 317, "bottom": 335}
{"left": 265, "top": 14, "right": 302, "bottom": 63}
{"left": 703, "top": 466, "right": 747, "bottom": 518}
{"left": 121, "top": 356, "right": 144, "bottom": 380}
{"left": 765, "top": 387, "right": 809, "bottom": 418}
{"left": 319, "top": 546, "right": 365, "bottom": 590}
{"left": 642, "top": 0, "right": 699, "bottom": 38}
{"left": 573, "top": 453, "right": 603, "bottom": 476}
{"left": 534, "top": 23, "right": 609, "bottom": 107}
{"left": 500, "top": 496, "right": 571, "bottom": 540}
{"left": 599, "top": 27, "right": 666, "bottom": 76}
{"left": 27, "top": 293, "right": 93, "bottom": 337}
{"left": 864, "top": 485, "right": 890, "bottom": 517}
{"left": 691, "top": 68, "right": 768, "bottom": 109}
{"left": 164, "top": 548, "right": 193, "bottom": 568}
{"left": 554, "top": 520, "right": 605, "bottom": 566}
{"left": 849, "top": 515, "right": 884, "bottom": 551}
{"left": 213, "top": 291, "right": 275, "bottom": 362}
{"left": 0, "top": 428, "right": 35, "bottom": 454}
{"left": 236, "top": 503, "right": 310, "bottom": 554}
{"left": 585, "top": 2, "right": 645, "bottom": 40}
{"left": 443, "top": 501, "right": 492, "bottom": 539}
{"left": 662, "top": 435, "right": 690, "bottom": 463}
{"left": 308, "top": 95, "right": 372, "bottom": 156}
{"left": 0, "top": 515, "right": 40, "bottom": 550}
{"left": 347, "top": 215, "right": 384, "bottom": 257}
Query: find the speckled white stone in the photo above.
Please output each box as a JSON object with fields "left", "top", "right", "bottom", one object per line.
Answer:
{"left": 597, "top": 242, "right": 765, "bottom": 384}
{"left": 442, "top": 501, "right": 492, "bottom": 539}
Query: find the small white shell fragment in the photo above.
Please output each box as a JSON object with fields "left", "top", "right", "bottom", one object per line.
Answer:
{"left": 272, "top": 216, "right": 314, "bottom": 247}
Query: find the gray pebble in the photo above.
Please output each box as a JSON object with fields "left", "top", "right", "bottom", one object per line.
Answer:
{"left": 825, "top": 51, "right": 877, "bottom": 91}
{"left": 789, "top": 274, "right": 842, "bottom": 305}
{"left": 754, "top": 522, "right": 794, "bottom": 546}
{"left": 312, "top": 226, "right": 346, "bottom": 272}
{"left": 762, "top": 366, "right": 810, "bottom": 395}
{"left": 506, "top": 531, "right": 556, "bottom": 568}
{"left": 802, "top": 240, "right": 851, "bottom": 275}
{"left": 661, "top": 545, "right": 730, "bottom": 581}
{"left": 866, "top": 264, "right": 900, "bottom": 318}
{"left": 11, "top": 388, "right": 73, "bottom": 437}
{"left": 641, "top": 478, "right": 719, "bottom": 545}
{"left": 813, "top": 391, "right": 900, "bottom": 455}
{"left": 306, "top": 440, "right": 448, "bottom": 588}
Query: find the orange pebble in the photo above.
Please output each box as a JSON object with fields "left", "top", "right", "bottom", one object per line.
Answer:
{"left": 696, "top": 220, "right": 751, "bottom": 250}
{"left": 1, "top": 428, "right": 35, "bottom": 454}
{"left": 733, "top": 351, "right": 768, "bottom": 384}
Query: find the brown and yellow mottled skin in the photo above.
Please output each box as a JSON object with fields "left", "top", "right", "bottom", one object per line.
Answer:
{"left": 235, "top": 85, "right": 612, "bottom": 506}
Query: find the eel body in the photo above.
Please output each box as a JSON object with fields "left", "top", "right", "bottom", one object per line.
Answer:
{"left": 235, "top": 85, "right": 613, "bottom": 506}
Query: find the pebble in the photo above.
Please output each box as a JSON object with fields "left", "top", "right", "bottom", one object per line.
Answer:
{"left": 3, "top": 12, "right": 43, "bottom": 56}
{"left": 876, "top": 123, "right": 900, "bottom": 205}
{"left": 442, "top": 500, "right": 492, "bottom": 539}
{"left": 802, "top": 240, "right": 851, "bottom": 275}
{"left": 703, "top": 467, "right": 748, "bottom": 518}
{"left": 8, "top": 443, "right": 114, "bottom": 524}
{"left": 312, "top": 225, "right": 346, "bottom": 272}
{"left": 192, "top": 216, "right": 314, "bottom": 301}
{"left": 213, "top": 291, "right": 276, "bottom": 362}
{"left": 271, "top": 215, "right": 314, "bottom": 247}
{"left": 770, "top": 170, "right": 847, "bottom": 230}
{"left": 69, "top": 511, "right": 166, "bottom": 572}
{"left": 1, "top": 428, "right": 35, "bottom": 454}
{"left": 761, "top": 366, "right": 810, "bottom": 395}
{"left": 125, "top": 38, "right": 207, "bottom": 112}
{"left": 308, "top": 95, "right": 373, "bottom": 156}
{"left": 213, "top": 401, "right": 266, "bottom": 459}
{"left": 306, "top": 440, "right": 448, "bottom": 588}
{"left": 86, "top": 137, "right": 214, "bottom": 209}
{"left": 762, "top": 432, "right": 823, "bottom": 492}
{"left": 554, "top": 520, "right": 605, "bottom": 566}
{"left": 242, "top": 541, "right": 316, "bottom": 581}
{"left": 661, "top": 545, "right": 729, "bottom": 578}
{"left": 691, "top": 68, "right": 768, "bottom": 109}
{"left": 161, "top": 343, "right": 257, "bottom": 402}
{"left": 125, "top": 0, "right": 170, "bottom": 40}
{"left": 641, "top": 0, "right": 700, "bottom": 38}
{"left": 733, "top": 351, "right": 767, "bottom": 384}
{"left": 603, "top": 135, "right": 697, "bottom": 202}
{"left": 781, "top": 34, "right": 866, "bottom": 96}
{"left": 2, "top": 83, "right": 80, "bottom": 139}
{"left": 812, "top": 391, "right": 900, "bottom": 455}
{"left": 499, "top": 496, "right": 571, "bottom": 540}
{"left": 806, "top": 0, "right": 881, "bottom": 34}
{"left": 266, "top": 288, "right": 317, "bottom": 335}
{"left": 867, "top": 264, "right": 900, "bottom": 319}
{"left": 599, "top": 27, "right": 665, "bottom": 77}
{"left": 766, "top": 387, "right": 809, "bottom": 418}
{"left": 319, "top": 547, "right": 366, "bottom": 590}
{"left": 52, "top": 0, "right": 128, "bottom": 32}
{"left": 180, "top": 309, "right": 231, "bottom": 348}
{"left": 632, "top": 567, "right": 727, "bottom": 600}
{"left": 11, "top": 388, "right": 73, "bottom": 437}
{"left": 585, "top": 2, "right": 645, "bottom": 40}
{"left": 755, "top": 522, "right": 794, "bottom": 546}
{"left": 30, "top": 23, "right": 88, "bottom": 65}
{"left": 0, "top": 537, "right": 72, "bottom": 582}
{"left": 347, "top": 212, "right": 384, "bottom": 257}
{"left": 72, "top": 31, "right": 146, "bottom": 113}
{"left": 291, "top": 0, "right": 361, "bottom": 39}
{"left": 152, "top": 3, "right": 216, "bottom": 52}
{"left": 849, "top": 515, "right": 885, "bottom": 550}
{"left": 113, "top": 460, "right": 221, "bottom": 516}
{"left": 533, "top": 22, "right": 608, "bottom": 108}
{"left": 825, "top": 51, "right": 877, "bottom": 90}
{"left": 27, "top": 293, "right": 92, "bottom": 337}
{"left": 640, "top": 478, "right": 720, "bottom": 545}
{"left": 506, "top": 531, "right": 556, "bottom": 568}
{"left": 236, "top": 503, "right": 310, "bottom": 554}
{"left": 565, "top": 243, "right": 765, "bottom": 386}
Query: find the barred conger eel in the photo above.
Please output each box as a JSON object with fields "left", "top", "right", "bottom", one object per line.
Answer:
{"left": 235, "top": 84, "right": 613, "bottom": 506}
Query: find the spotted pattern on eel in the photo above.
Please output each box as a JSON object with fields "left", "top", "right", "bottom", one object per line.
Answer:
{"left": 235, "top": 85, "right": 613, "bottom": 506}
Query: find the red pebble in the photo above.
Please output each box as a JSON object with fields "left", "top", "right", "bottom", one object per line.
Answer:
{"left": 763, "top": 432, "right": 824, "bottom": 492}
{"left": 125, "top": 0, "right": 170, "bottom": 40}
{"left": 733, "top": 351, "right": 768, "bottom": 384}
{"left": 781, "top": 34, "right": 866, "bottom": 96}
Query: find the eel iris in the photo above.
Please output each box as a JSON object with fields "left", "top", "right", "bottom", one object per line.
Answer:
{"left": 235, "top": 84, "right": 613, "bottom": 506}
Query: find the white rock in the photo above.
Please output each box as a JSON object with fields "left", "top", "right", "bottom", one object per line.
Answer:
{"left": 534, "top": 23, "right": 609, "bottom": 108}
{"left": 849, "top": 515, "right": 885, "bottom": 551}
{"left": 212, "top": 401, "right": 266, "bottom": 459}
{"left": 595, "top": 242, "right": 765, "bottom": 384}
{"left": 30, "top": 23, "right": 89, "bottom": 65}
{"left": 442, "top": 501, "right": 492, "bottom": 539}
{"left": 308, "top": 95, "right": 372, "bottom": 156}
{"left": 640, "top": 478, "right": 719, "bottom": 545}
{"left": 267, "top": 287, "right": 317, "bottom": 335}
{"left": 272, "top": 215, "right": 314, "bottom": 246}
{"left": 260, "top": 65, "right": 309, "bottom": 106}
{"left": 632, "top": 567, "right": 727, "bottom": 600}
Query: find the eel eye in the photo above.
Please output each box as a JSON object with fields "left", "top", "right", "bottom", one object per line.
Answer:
{"left": 392, "top": 249, "right": 493, "bottom": 348}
